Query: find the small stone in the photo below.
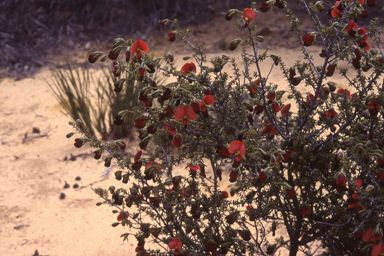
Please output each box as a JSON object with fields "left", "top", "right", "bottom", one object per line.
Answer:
{"left": 32, "top": 127, "right": 40, "bottom": 134}
{"left": 59, "top": 193, "right": 66, "bottom": 200}
{"left": 63, "top": 181, "right": 70, "bottom": 189}
{"left": 73, "top": 184, "right": 79, "bottom": 189}
{"left": 75, "top": 176, "right": 81, "bottom": 181}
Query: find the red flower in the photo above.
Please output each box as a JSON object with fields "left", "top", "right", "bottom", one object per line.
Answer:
{"left": 302, "top": 33, "right": 315, "bottom": 46}
{"left": 367, "top": 0, "right": 377, "bottom": 7}
{"left": 271, "top": 101, "right": 281, "bottom": 112}
{"left": 254, "top": 105, "right": 264, "bottom": 114}
{"left": 376, "top": 172, "right": 384, "bottom": 184}
{"left": 181, "top": 62, "right": 196, "bottom": 75}
{"left": 149, "top": 197, "right": 160, "bottom": 207}
{"left": 174, "top": 105, "right": 197, "bottom": 126}
{"left": 135, "top": 117, "right": 146, "bottom": 128}
{"left": 255, "top": 171, "right": 267, "bottom": 186}
{"left": 138, "top": 66, "right": 146, "bottom": 80}
{"left": 336, "top": 173, "right": 346, "bottom": 186}
{"left": 229, "top": 170, "right": 238, "bottom": 182}
{"left": 286, "top": 187, "right": 296, "bottom": 198}
{"left": 262, "top": 122, "right": 277, "bottom": 135}
{"left": 168, "top": 32, "right": 176, "bottom": 42}
{"left": 250, "top": 78, "right": 260, "bottom": 94}
{"left": 243, "top": 8, "right": 256, "bottom": 21}
{"left": 226, "top": 211, "right": 239, "bottom": 224}
{"left": 225, "top": 12, "right": 234, "bottom": 21}
{"left": 74, "top": 138, "right": 84, "bottom": 148}
{"left": 360, "top": 9, "right": 368, "bottom": 18}
{"left": 267, "top": 91, "right": 275, "bottom": 102}
{"left": 362, "top": 228, "right": 383, "bottom": 243}
{"left": 307, "top": 93, "right": 315, "bottom": 106}
{"left": 282, "top": 150, "right": 292, "bottom": 163}
{"left": 260, "top": 2, "right": 270, "bottom": 12}
{"left": 130, "top": 39, "right": 149, "bottom": 58}
{"left": 191, "top": 101, "right": 200, "bottom": 113}
{"left": 166, "top": 125, "right": 176, "bottom": 135}
{"left": 200, "top": 95, "right": 215, "bottom": 113}
{"left": 134, "top": 149, "right": 142, "bottom": 162}
{"left": 228, "top": 140, "right": 246, "bottom": 162}
{"left": 281, "top": 103, "right": 291, "bottom": 117}
{"left": 331, "top": 1, "right": 342, "bottom": 18}
{"left": 296, "top": 205, "right": 311, "bottom": 216}
{"left": 229, "top": 39, "right": 242, "bottom": 51}
{"left": 337, "top": 88, "right": 351, "bottom": 97}
{"left": 325, "top": 108, "right": 337, "bottom": 118}
{"left": 135, "top": 245, "right": 145, "bottom": 253}
{"left": 367, "top": 98, "right": 381, "bottom": 117}
{"left": 220, "top": 191, "right": 229, "bottom": 199}
{"left": 372, "top": 243, "right": 384, "bottom": 256}
{"left": 186, "top": 164, "right": 200, "bottom": 174}
{"left": 117, "top": 211, "right": 129, "bottom": 221}
{"left": 358, "top": 27, "right": 369, "bottom": 43}
{"left": 345, "top": 20, "right": 358, "bottom": 37}
{"left": 216, "top": 168, "right": 223, "bottom": 181}
{"left": 168, "top": 238, "right": 182, "bottom": 255}
{"left": 291, "top": 76, "right": 303, "bottom": 86}
{"left": 218, "top": 147, "right": 231, "bottom": 158}
{"left": 172, "top": 135, "right": 182, "bottom": 148}
{"left": 206, "top": 240, "right": 217, "bottom": 255}
{"left": 326, "top": 60, "right": 337, "bottom": 77}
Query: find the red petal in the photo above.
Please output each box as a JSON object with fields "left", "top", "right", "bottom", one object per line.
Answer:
{"left": 218, "top": 147, "right": 231, "bottom": 158}
{"left": 260, "top": 2, "right": 270, "bottom": 12}
{"left": 185, "top": 106, "right": 197, "bottom": 120}
{"left": 172, "top": 135, "right": 182, "bottom": 148}
{"left": 229, "top": 170, "right": 238, "bottom": 182}
{"left": 189, "top": 62, "right": 197, "bottom": 73}
{"left": 286, "top": 187, "right": 296, "bottom": 197}
{"left": 372, "top": 244, "right": 384, "bottom": 256}
{"left": 186, "top": 164, "right": 200, "bottom": 171}
{"left": 345, "top": 20, "right": 358, "bottom": 33}
{"left": 267, "top": 91, "right": 275, "bottom": 102}
{"left": 281, "top": 103, "right": 291, "bottom": 116}
{"left": 137, "top": 40, "right": 149, "bottom": 52}
{"left": 331, "top": 8, "right": 339, "bottom": 18}
{"left": 174, "top": 106, "right": 186, "bottom": 120}
{"left": 301, "top": 206, "right": 311, "bottom": 215}
{"left": 272, "top": 101, "right": 281, "bottom": 112}
{"left": 228, "top": 140, "right": 242, "bottom": 154}
{"left": 336, "top": 173, "right": 346, "bottom": 186}
{"left": 134, "top": 117, "right": 146, "bottom": 128}
{"left": 166, "top": 125, "right": 176, "bottom": 135}
{"left": 134, "top": 150, "right": 142, "bottom": 162}
{"left": 221, "top": 191, "right": 229, "bottom": 198}
{"left": 358, "top": 27, "right": 368, "bottom": 42}
{"left": 302, "top": 33, "right": 315, "bottom": 46}
{"left": 130, "top": 40, "right": 149, "bottom": 58}
{"left": 239, "top": 141, "right": 245, "bottom": 158}
{"left": 202, "top": 95, "right": 215, "bottom": 106}
{"left": 355, "top": 179, "right": 362, "bottom": 189}
{"left": 362, "top": 228, "right": 374, "bottom": 242}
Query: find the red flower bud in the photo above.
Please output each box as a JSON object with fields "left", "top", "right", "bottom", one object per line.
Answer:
{"left": 168, "top": 32, "right": 176, "bottom": 42}
{"left": 229, "top": 39, "right": 242, "bottom": 51}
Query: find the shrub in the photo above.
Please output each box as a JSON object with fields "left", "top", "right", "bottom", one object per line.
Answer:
{"left": 68, "top": 1, "right": 384, "bottom": 255}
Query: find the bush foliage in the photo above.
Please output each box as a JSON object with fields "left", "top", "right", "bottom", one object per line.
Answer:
{"left": 68, "top": 1, "right": 384, "bottom": 255}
